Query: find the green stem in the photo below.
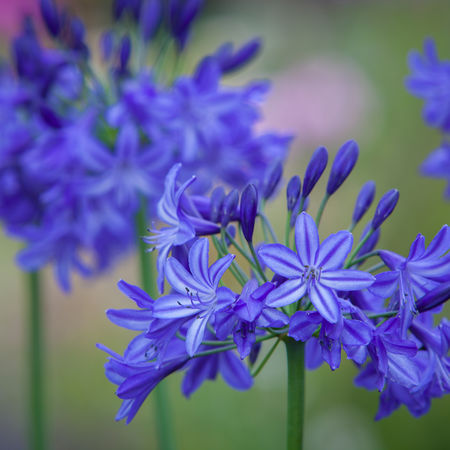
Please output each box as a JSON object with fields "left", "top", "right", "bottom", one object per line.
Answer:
{"left": 28, "top": 271, "right": 46, "bottom": 450}
{"left": 212, "top": 235, "right": 247, "bottom": 286}
{"left": 285, "top": 210, "right": 292, "bottom": 248}
{"left": 367, "top": 261, "right": 386, "bottom": 273}
{"left": 347, "top": 250, "right": 380, "bottom": 267}
{"left": 258, "top": 212, "right": 278, "bottom": 243}
{"left": 315, "top": 193, "right": 330, "bottom": 227}
{"left": 251, "top": 337, "right": 282, "bottom": 377}
{"left": 135, "top": 202, "right": 176, "bottom": 450}
{"left": 285, "top": 339, "right": 305, "bottom": 450}
{"left": 248, "top": 241, "right": 267, "bottom": 282}
{"left": 344, "top": 227, "right": 374, "bottom": 269}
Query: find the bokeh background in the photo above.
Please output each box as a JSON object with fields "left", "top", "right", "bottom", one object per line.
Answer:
{"left": 0, "top": 0, "right": 449, "bottom": 449}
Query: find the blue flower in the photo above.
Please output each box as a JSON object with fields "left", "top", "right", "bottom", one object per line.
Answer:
{"left": 421, "top": 141, "right": 450, "bottom": 200}
{"left": 258, "top": 212, "right": 375, "bottom": 323}
{"left": 152, "top": 238, "right": 236, "bottom": 356}
{"left": 370, "top": 225, "right": 450, "bottom": 336}
{"left": 406, "top": 38, "right": 450, "bottom": 133}
{"left": 144, "top": 164, "right": 220, "bottom": 292}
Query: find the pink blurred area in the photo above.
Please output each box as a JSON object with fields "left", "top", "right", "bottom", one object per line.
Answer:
{"left": 261, "top": 57, "right": 375, "bottom": 147}
{"left": 0, "top": 0, "right": 41, "bottom": 37}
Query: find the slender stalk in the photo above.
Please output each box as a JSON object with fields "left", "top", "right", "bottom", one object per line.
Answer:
{"left": 251, "top": 337, "right": 282, "bottom": 377}
{"left": 285, "top": 339, "right": 305, "bottom": 450}
{"left": 344, "top": 227, "right": 374, "bottom": 269}
{"left": 315, "top": 193, "right": 329, "bottom": 227}
{"left": 28, "top": 270, "right": 46, "bottom": 450}
{"left": 135, "top": 202, "right": 176, "bottom": 450}
{"left": 258, "top": 212, "right": 278, "bottom": 243}
{"left": 248, "top": 241, "right": 268, "bottom": 282}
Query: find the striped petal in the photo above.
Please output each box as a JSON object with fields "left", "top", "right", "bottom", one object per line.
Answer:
{"left": 295, "top": 212, "right": 319, "bottom": 266}
{"left": 320, "top": 269, "right": 375, "bottom": 291}
{"left": 309, "top": 281, "right": 340, "bottom": 323}
{"left": 258, "top": 244, "right": 302, "bottom": 278}
{"left": 315, "top": 230, "right": 353, "bottom": 269}
{"left": 266, "top": 278, "right": 307, "bottom": 307}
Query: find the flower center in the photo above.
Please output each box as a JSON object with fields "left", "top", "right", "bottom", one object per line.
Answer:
{"left": 302, "top": 265, "right": 322, "bottom": 282}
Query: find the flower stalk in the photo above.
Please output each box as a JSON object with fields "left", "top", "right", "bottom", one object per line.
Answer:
{"left": 285, "top": 338, "right": 305, "bottom": 450}
{"left": 28, "top": 270, "right": 46, "bottom": 450}
{"left": 135, "top": 201, "right": 176, "bottom": 450}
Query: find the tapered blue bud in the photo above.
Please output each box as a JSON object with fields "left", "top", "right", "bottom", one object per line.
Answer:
{"left": 221, "top": 189, "right": 239, "bottom": 227}
{"left": 139, "top": 0, "right": 162, "bottom": 42}
{"left": 302, "top": 146, "right": 328, "bottom": 197}
{"left": 371, "top": 189, "right": 399, "bottom": 230}
{"left": 119, "top": 35, "right": 132, "bottom": 71}
{"left": 113, "top": 0, "right": 127, "bottom": 21}
{"left": 262, "top": 161, "right": 283, "bottom": 200}
{"left": 240, "top": 184, "right": 258, "bottom": 242}
{"left": 286, "top": 176, "right": 301, "bottom": 212}
{"left": 169, "top": 0, "right": 203, "bottom": 51}
{"left": 219, "top": 37, "right": 262, "bottom": 73}
{"left": 327, "top": 140, "right": 359, "bottom": 195}
{"left": 40, "top": 0, "right": 61, "bottom": 37}
{"left": 352, "top": 180, "right": 376, "bottom": 225}
{"left": 416, "top": 282, "right": 450, "bottom": 313}
{"left": 210, "top": 186, "right": 225, "bottom": 223}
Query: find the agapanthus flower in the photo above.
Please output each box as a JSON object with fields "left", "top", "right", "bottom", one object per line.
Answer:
{"left": 406, "top": 38, "right": 450, "bottom": 132}
{"left": 420, "top": 141, "right": 450, "bottom": 199}
{"left": 258, "top": 212, "right": 375, "bottom": 323}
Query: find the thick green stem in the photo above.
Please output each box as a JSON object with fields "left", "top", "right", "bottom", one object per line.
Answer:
{"left": 28, "top": 271, "right": 46, "bottom": 450}
{"left": 135, "top": 202, "right": 176, "bottom": 450}
{"left": 285, "top": 339, "right": 305, "bottom": 450}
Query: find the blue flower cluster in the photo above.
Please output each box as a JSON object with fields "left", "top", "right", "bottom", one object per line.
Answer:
{"left": 0, "top": 0, "right": 290, "bottom": 291}
{"left": 99, "top": 143, "right": 449, "bottom": 423}
{"left": 406, "top": 38, "right": 450, "bottom": 199}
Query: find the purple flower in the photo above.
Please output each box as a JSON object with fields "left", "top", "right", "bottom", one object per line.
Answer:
{"left": 144, "top": 164, "right": 219, "bottom": 292}
{"left": 370, "top": 225, "right": 450, "bottom": 336}
{"left": 406, "top": 38, "right": 450, "bottom": 133}
{"left": 421, "top": 142, "right": 450, "bottom": 200}
{"left": 152, "top": 238, "right": 236, "bottom": 356}
{"left": 258, "top": 212, "right": 375, "bottom": 323}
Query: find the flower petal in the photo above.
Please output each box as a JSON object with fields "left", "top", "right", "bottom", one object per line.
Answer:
{"left": 166, "top": 257, "right": 212, "bottom": 297}
{"left": 266, "top": 278, "right": 307, "bottom": 307}
{"left": 209, "top": 253, "right": 235, "bottom": 289}
{"left": 295, "top": 212, "right": 319, "bottom": 266}
{"left": 315, "top": 230, "right": 353, "bottom": 269}
{"left": 309, "top": 281, "right": 340, "bottom": 323}
{"left": 153, "top": 294, "right": 199, "bottom": 319}
{"left": 186, "top": 312, "right": 212, "bottom": 356}
{"left": 320, "top": 269, "right": 375, "bottom": 291}
{"left": 188, "top": 238, "right": 211, "bottom": 287}
{"left": 106, "top": 309, "right": 153, "bottom": 330}
{"left": 117, "top": 280, "right": 154, "bottom": 308}
{"left": 219, "top": 351, "right": 253, "bottom": 390}
{"left": 258, "top": 244, "right": 301, "bottom": 278}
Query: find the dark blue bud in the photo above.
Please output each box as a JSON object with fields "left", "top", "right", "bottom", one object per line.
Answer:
{"left": 219, "top": 37, "right": 262, "bottom": 73}
{"left": 221, "top": 189, "right": 239, "bottom": 227}
{"left": 249, "top": 342, "right": 262, "bottom": 365}
{"left": 40, "top": 0, "right": 61, "bottom": 37}
{"left": 286, "top": 176, "right": 301, "bottom": 212}
{"left": 302, "top": 146, "right": 328, "bottom": 197}
{"left": 326, "top": 140, "right": 359, "bottom": 195}
{"left": 352, "top": 180, "right": 376, "bottom": 224}
{"left": 371, "top": 189, "right": 399, "bottom": 230}
{"left": 119, "top": 35, "right": 132, "bottom": 71}
{"left": 39, "top": 105, "right": 65, "bottom": 129}
{"left": 262, "top": 161, "right": 283, "bottom": 200}
{"left": 68, "top": 17, "right": 88, "bottom": 55}
{"left": 139, "top": 0, "right": 162, "bottom": 42}
{"left": 416, "top": 282, "right": 450, "bottom": 313}
{"left": 113, "top": 0, "right": 127, "bottom": 21}
{"left": 100, "top": 31, "right": 114, "bottom": 61}
{"left": 169, "top": 0, "right": 203, "bottom": 51}
{"left": 357, "top": 223, "right": 380, "bottom": 259}
{"left": 240, "top": 184, "right": 258, "bottom": 242}
{"left": 210, "top": 186, "right": 225, "bottom": 223}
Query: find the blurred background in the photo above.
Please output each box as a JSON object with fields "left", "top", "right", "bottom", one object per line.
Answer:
{"left": 0, "top": 0, "right": 449, "bottom": 449}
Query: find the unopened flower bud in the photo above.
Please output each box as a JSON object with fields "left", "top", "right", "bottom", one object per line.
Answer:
{"left": 40, "top": 0, "right": 61, "bottom": 37}
{"left": 240, "top": 184, "right": 258, "bottom": 242}
{"left": 327, "top": 140, "right": 359, "bottom": 196}
{"left": 286, "top": 176, "right": 301, "bottom": 212}
{"left": 352, "top": 180, "right": 376, "bottom": 225}
{"left": 221, "top": 189, "right": 239, "bottom": 227}
{"left": 262, "top": 161, "right": 283, "bottom": 200}
{"left": 371, "top": 189, "right": 399, "bottom": 230}
{"left": 302, "top": 146, "right": 328, "bottom": 198}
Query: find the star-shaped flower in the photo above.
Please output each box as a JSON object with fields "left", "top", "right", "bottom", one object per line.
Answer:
{"left": 258, "top": 212, "right": 375, "bottom": 323}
